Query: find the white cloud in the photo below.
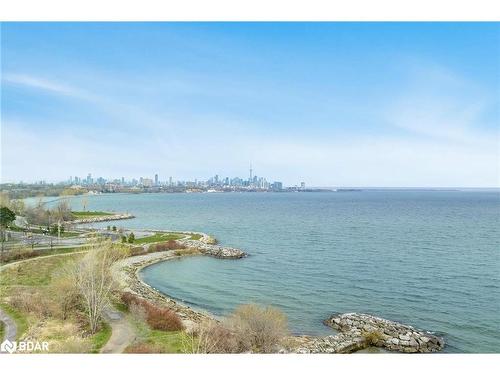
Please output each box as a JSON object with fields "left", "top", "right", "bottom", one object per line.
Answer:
{"left": 2, "top": 73, "right": 92, "bottom": 99}
{"left": 1, "top": 64, "right": 498, "bottom": 187}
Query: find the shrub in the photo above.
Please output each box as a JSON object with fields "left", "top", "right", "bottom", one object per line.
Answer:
{"left": 124, "top": 342, "right": 163, "bottom": 353}
{"left": 121, "top": 292, "right": 184, "bottom": 332}
{"left": 10, "top": 289, "right": 58, "bottom": 318}
{"left": 146, "top": 305, "right": 183, "bottom": 331}
{"left": 127, "top": 232, "right": 135, "bottom": 243}
{"left": 129, "top": 246, "right": 146, "bottom": 256}
{"left": 0, "top": 247, "right": 38, "bottom": 263}
{"left": 174, "top": 248, "right": 200, "bottom": 256}
{"left": 51, "top": 276, "right": 82, "bottom": 320}
{"left": 227, "top": 304, "right": 289, "bottom": 353}
{"left": 184, "top": 321, "right": 239, "bottom": 353}
{"left": 149, "top": 240, "right": 186, "bottom": 252}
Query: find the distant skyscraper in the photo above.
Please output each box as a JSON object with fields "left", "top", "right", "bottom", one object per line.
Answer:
{"left": 169, "top": 176, "right": 173, "bottom": 186}
{"left": 273, "top": 181, "right": 283, "bottom": 191}
{"left": 300, "top": 182, "right": 306, "bottom": 189}
{"left": 155, "top": 174, "right": 159, "bottom": 186}
{"left": 249, "top": 163, "right": 253, "bottom": 183}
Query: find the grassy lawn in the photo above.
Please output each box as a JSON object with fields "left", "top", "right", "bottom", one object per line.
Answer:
{"left": 0, "top": 302, "right": 29, "bottom": 340}
{"left": 0, "top": 320, "right": 4, "bottom": 339}
{"left": 133, "top": 232, "right": 184, "bottom": 244}
{"left": 71, "top": 211, "right": 113, "bottom": 219}
{"left": 189, "top": 233, "right": 203, "bottom": 240}
{"left": 90, "top": 322, "right": 112, "bottom": 353}
{"left": 1, "top": 247, "right": 83, "bottom": 266}
{"left": 0, "top": 252, "right": 83, "bottom": 286}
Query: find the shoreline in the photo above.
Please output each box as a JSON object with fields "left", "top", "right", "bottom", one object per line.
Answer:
{"left": 111, "top": 231, "right": 445, "bottom": 354}
{"left": 111, "top": 250, "right": 217, "bottom": 331}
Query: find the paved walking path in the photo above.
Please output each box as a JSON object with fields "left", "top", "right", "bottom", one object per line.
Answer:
{"left": 100, "top": 307, "right": 136, "bottom": 353}
{"left": 0, "top": 307, "right": 17, "bottom": 353}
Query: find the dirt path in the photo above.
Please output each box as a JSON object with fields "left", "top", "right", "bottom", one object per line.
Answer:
{"left": 100, "top": 307, "right": 136, "bottom": 353}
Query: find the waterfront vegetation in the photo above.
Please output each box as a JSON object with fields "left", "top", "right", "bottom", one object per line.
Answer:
{"left": 132, "top": 232, "right": 184, "bottom": 244}
{"left": 0, "top": 235, "right": 290, "bottom": 353}
{"left": 0, "top": 193, "right": 289, "bottom": 354}
{"left": 0, "top": 246, "right": 81, "bottom": 265}
{"left": 71, "top": 211, "right": 114, "bottom": 219}
{"left": 0, "top": 246, "right": 111, "bottom": 352}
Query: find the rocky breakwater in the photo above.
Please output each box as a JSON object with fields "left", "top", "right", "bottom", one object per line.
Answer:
{"left": 69, "top": 213, "right": 135, "bottom": 224}
{"left": 292, "top": 313, "right": 444, "bottom": 353}
{"left": 180, "top": 239, "right": 247, "bottom": 259}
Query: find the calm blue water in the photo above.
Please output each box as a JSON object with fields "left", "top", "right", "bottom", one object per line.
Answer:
{"left": 40, "top": 191, "right": 500, "bottom": 353}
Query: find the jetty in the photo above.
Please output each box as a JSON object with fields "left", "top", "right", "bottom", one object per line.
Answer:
{"left": 291, "top": 313, "right": 444, "bottom": 353}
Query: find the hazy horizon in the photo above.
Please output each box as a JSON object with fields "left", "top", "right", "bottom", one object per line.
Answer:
{"left": 1, "top": 23, "right": 499, "bottom": 187}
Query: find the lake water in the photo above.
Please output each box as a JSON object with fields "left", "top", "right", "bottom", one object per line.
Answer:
{"left": 38, "top": 190, "right": 500, "bottom": 353}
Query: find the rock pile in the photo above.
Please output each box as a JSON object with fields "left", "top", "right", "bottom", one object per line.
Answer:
{"left": 293, "top": 313, "right": 444, "bottom": 353}
{"left": 180, "top": 239, "right": 247, "bottom": 259}
{"left": 70, "top": 213, "right": 135, "bottom": 224}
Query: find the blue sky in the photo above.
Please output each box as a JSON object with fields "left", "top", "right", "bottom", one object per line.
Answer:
{"left": 1, "top": 22, "right": 498, "bottom": 187}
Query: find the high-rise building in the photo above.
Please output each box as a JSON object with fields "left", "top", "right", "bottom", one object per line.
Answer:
{"left": 142, "top": 178, "right": 153, "bottom": 187}
{"left": 169, "top": 176, "right": 173, "bottom": 186}
{"left": 300, "top": 182, "right": 306, "bottom": 189}
{"left": 272, "top": 182, "right": 283, "bottom": 191}
{"left": 155, "top": 174, "right": 159, "bottom": 186}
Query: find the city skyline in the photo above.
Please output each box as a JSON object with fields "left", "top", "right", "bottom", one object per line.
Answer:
{"left": 5, "top": 166, "right": 293, "bottom": 191}
{"left": 1, "top": 23, "right": 499, "bottom": 187}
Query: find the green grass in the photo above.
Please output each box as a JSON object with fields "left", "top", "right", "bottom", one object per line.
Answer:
{"left": 126, "top": 313, "right": 189, "bottom": 353}
{"left": 133, "top": 232, "right": 184, "bottom": 244}
{"left": 0, "top": 247, "right": 82, "bottom": 266}
{"left": 146, "top": 330, "right": 188, "bottom": 353}
{"left": 71, "top": 211, "right": 113, "bottom": 219}
{"left": 0, "top": 302, "right": 28, "bottom": 340}
{"left": 189, "top": 233, "right": 203, "bottom": 240}
{"left": 0, "top": 252, "right": 83, "bottom": 286}
{"left": 0, "top": 320, "right": 4, "bottom": 339}
{"left": 90, "top": 322, "right": 112, "bottom": 353}
{"left": 113, "top": 301, "right": 129, "bottom": 314}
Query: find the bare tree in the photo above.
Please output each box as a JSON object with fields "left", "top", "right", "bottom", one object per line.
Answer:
{"left": 70, "top": 238, "right": 124, "bottom": 333}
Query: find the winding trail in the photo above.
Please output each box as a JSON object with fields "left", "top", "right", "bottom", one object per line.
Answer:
{"left": 100, "top": 307, "right": 136, "bottom": 353}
